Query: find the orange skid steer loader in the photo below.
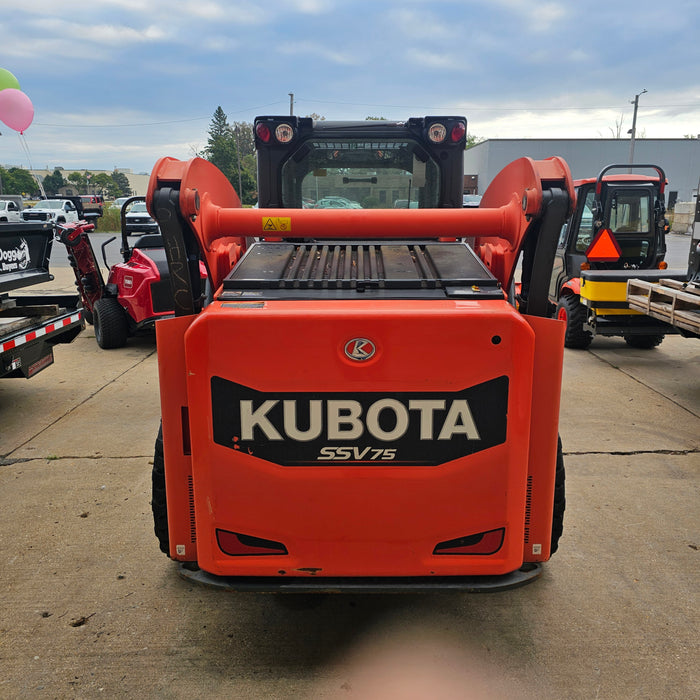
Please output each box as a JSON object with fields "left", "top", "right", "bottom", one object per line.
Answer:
{"left": 147, "top": 119, "right": 574, "bottom": 593}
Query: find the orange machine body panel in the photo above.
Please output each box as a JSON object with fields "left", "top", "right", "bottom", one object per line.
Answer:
{"left": 149, "top": 143, "right": 573, "bottom": 587}
{"left": 157, "top": 297, "right": 563, "bottom": 578}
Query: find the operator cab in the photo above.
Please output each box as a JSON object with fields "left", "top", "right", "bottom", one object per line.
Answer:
{"left": 254, "top": 116, "right": 466, "bottom": 211}
{"left": 549, "top": 167, "right": 667, "bottom": 299}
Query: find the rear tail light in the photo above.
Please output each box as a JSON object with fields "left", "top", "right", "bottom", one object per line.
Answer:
{"left": 255, "top": 122, "right": 271, "bottom": 143}
{"left": 216, "top": 529, "right": 288, "bottom": 556}
{"left": 450, "top": 121, "right": 466, "bottom": 142}
{"left": 433, "top": 528, "right": 505, "bottom": 555}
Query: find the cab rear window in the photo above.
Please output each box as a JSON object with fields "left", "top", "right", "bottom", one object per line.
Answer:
{"left": 281, "top": 138, "right": 441, "bottom": 209}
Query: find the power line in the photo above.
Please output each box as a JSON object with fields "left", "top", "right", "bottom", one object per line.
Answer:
{"left": 297, "top": 97, "right": 700, "bottom": 112}
{"left": 25, "top": 97, "right": 700, "bottom": 130}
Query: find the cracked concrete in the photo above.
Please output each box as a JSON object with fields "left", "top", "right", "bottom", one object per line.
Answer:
{"left": 0, "top": 279, "right": 698, "bottom": 698}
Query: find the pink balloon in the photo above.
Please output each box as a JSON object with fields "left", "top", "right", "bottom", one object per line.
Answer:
{"left": 0, "top": 88, "right": 34, "bottom": 133}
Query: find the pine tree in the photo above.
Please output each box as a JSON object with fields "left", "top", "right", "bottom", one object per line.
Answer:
{"left": 204, "top": 108, "right": 258, "bottom": 204}
{"left": 205, "top": 106, "right": 238, "bottom": 182}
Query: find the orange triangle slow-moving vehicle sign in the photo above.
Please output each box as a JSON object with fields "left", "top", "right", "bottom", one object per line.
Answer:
{"left": 585, "top": 228, "right": 622, "bottom": 262}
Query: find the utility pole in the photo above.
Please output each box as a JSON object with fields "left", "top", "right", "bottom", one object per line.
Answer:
{"left": 628, "top": 89, "right": 647, "bottom": 167}
{"left": 289, "top": 93, "right": 294, "bottom": 116}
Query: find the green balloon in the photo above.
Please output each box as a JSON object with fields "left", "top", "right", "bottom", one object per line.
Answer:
{"left": 0, "top": 68, "right": 21, "bottom": 92}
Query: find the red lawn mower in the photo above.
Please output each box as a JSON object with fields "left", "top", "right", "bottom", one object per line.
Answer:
{"left": 57, "top": 196, "right": 206, "bottom": 349}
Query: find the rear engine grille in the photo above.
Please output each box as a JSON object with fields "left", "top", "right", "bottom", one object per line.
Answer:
{"left": 222, "top": 241, "right": 501, "bottom": 298}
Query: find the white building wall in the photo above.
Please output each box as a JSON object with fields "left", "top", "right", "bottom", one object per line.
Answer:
{"left": 465, "top": 139, "right": 700, "bottom": 203}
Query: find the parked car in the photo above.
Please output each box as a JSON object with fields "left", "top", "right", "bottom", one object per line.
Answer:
{"left": 79, "top": 194, "right": 104, "bottom": 212}
{"left": 0, "top": 198, "right": 23, "bottom": 222}
{"left": 22, "top": 199, "right": 79, "bottom": 224}
{"left": 463, "top": 194, "right": 482, "bottom": 207}
{"left": 111, "top": 197, "right": 131, "bottom": 210}
{"left": 124, "top": 200, "right": 159, "bottom": 235}
{"left": 314, "top": 196, "right": 362, "bottom": 209}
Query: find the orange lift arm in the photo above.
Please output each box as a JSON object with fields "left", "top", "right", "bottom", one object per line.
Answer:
{"left": 147, "top": 155, "right": 574, "bottom": 317}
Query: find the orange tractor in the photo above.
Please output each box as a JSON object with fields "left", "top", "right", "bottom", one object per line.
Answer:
{"left": 148, "top": 117, "right": 574, "bottom": 591}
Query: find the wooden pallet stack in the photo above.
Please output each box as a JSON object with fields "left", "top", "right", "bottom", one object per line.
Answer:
{"left": 627, "top": 277, "right": 700, "bottom": 336}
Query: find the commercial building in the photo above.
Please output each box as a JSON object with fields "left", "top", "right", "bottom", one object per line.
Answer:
{"left": 464, "top": 139, "right": 700, "bottom": 206}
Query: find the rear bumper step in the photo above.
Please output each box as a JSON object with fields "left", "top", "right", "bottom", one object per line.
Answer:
{"left": 178, "top": 562, "right": 542, "bottom": 593}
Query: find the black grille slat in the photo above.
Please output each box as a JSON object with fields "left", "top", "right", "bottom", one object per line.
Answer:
{"left": 222, "top": 241, "right": 501, "bottom": 299}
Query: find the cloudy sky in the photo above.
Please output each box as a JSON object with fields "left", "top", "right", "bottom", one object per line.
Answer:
{"left": 1, "top": 0, "right": 699, "bottom": 174}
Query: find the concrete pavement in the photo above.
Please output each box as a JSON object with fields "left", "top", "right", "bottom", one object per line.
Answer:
{"left": 1, "top": 268, "right": 698, "bottom": 699}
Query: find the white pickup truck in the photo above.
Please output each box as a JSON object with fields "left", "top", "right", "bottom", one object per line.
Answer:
{"left": 0, "top": 197, "right": 23, "bottom": 223}
{"left": 22, "top": 198, "right": 80, "bottom": 224}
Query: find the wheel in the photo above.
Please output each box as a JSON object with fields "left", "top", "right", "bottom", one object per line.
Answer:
{"left": 550, "top": 437, "right": 566, "bottom": 555}
{"left": 80, "top": 305, "right": 94, "bottom": 325}
{"left": 624, "top": 334, "right": 664, "bottom": 349}
{"left": 93, "top": 297, "right": 128, "bottom": 349}
{"left": 556, "top": 295, "right": 592, "bottom": 349}
{"left": 152, "top": 423, "right": 170, "bottom": 555}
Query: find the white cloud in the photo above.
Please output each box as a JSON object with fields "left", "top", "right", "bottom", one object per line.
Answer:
{"left": 486, "top": 0, "right": 567, "bottom": 32}
{"left": 387, "top": 9, "right": 453, "bottom": 40}
{"left": 286, "top": 0, "right": 336, "bottom": 13}
{"left": 406, "top": 49, "right": 463, "bottom": 71}
{"left": 1, "top": 19, "right": 170, "bottom": 65}
{"left": 277, "top": 40, "right": 359, "bottom": 66}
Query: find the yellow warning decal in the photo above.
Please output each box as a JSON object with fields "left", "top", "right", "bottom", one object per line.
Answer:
{"left": 262, "top": 217, "right": 291, "bottom": 232}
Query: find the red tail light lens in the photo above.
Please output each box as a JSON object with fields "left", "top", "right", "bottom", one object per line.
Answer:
{"left": 450, "top": 121, "right": 466, "bottom": 142}
{"left": 255, "top": 122, "right": 271, "bottom": 143}
{"left": 216, "top": 529, "right": 287, "bottom": 556}
{"left": 433, "top": 528, "right": 505, "bottom": 555}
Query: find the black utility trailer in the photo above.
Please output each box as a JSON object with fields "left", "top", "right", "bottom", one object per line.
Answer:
{"left": 0, "top": 221, "right": 83, "bottom": 379}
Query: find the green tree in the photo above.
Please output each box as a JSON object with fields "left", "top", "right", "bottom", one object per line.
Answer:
{"left": 110, "top": 171, "right": 132, "bottom": 197}
{"left": 365, "top": 116, "right": 386, "bottom": 120}
{"left": 42, "top": 169, "right": 66, "bottom": 196}
{"left": 232, "top": 121, "right": 255, "bottom": 158}
{"left": 0, "top": 167, "right": 38, "bottom": 196}
{"left": 67, "top": 171, "right": 87, "bottom": 192}
{"left": 91, "top": 173, "right": 113, "bottom": 196}
{"left": 204, "top": 108, "right": 257, "bottom": 204}
{"left": 466, "top": 133, "right": 483, "bottom": 149}
{"left": 205, "top": 106, "right": 238, "bottom": 181}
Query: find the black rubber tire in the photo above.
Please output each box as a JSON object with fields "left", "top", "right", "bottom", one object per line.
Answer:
{"left": 550, "top": 437, "right": 566, "bottom": 555}
{"left": 624, "top": 334, "right": 664, "bottom": 349}
{"left": 93, "top": 297, "right": 128, "bottom": 349}
{"left": 152, "top": 423, "right": 170, "bottom": 555}
{"left": 81, "top": 305, "right": 94, "bottom": 325}
{"left": 556, "top": 295, "right": 592, "bottom": 349}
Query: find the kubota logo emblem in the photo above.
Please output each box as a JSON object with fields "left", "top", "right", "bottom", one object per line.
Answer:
{"left": 344, "top": 338, "right": 375, "bottom": 361}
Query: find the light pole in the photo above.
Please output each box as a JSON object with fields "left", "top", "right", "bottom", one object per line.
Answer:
{"left": 628, "top": 89, "right": 647, "bottom": 166}
{"left": 289, "top": 93, "right": 294, "bottom": 116}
